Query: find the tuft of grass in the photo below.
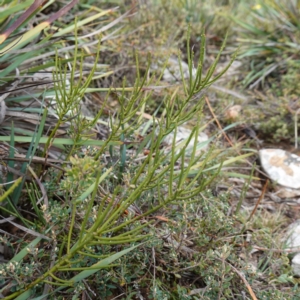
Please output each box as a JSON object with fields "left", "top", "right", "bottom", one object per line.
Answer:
{"left": 231, "top": 0, "right": 300, "bottom": 89}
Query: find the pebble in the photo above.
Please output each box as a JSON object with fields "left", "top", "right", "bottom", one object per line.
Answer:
{"left": 259, "top": 149, "right": 300, "bottom": 189}
{"left": 285, "top": 220, "right": 300, "bottom": 276}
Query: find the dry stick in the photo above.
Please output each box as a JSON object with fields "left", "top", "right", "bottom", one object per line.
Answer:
{"left": 204, "top": 96, "right": 267, "bottom": 177}
{"left": 205, "top": 96, "right": 235, "bottom": 147}
{"left": 2, "top": 156, "right": 65, "bottom": 171}
{"left": 247, "top": 179, "right": 268, "bottom": 222}
{"left": 215, "top": 257, "right": 258, "bottom": 300}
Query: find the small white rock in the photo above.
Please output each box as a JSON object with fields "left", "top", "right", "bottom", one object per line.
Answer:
{"left": 292, "top": 254, "right": 300, "bottom": 276}
{"left": 285, "top": 220, "right": 300, "bottom": 249}
{"left": 224, "top": 105, "right": 242, "bottom": 121}
{"left": 285, "top": 220, "right": 300, "bottom": 275}
{"left": 259, "top": 149, "right": 300, "bottom": 189}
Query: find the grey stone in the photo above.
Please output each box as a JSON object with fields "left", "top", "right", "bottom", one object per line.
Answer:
{"left": 259, "top": 149, "right": 300, "bottom": 189}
